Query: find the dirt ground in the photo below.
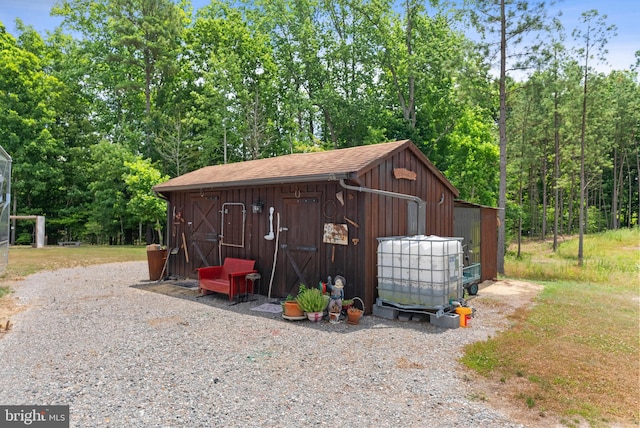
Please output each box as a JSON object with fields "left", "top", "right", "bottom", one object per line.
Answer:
{"left": 0, "top": 280, "right": 24, "bottom": 334}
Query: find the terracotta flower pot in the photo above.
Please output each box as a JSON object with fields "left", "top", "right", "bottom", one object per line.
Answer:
{"left": 283, "top": 301, "right": 304, "bottom": 317}
{"left": 347, "top": 308, "right": 363, "bottom": 325}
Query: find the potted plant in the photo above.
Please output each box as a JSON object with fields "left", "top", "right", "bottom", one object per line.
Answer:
{"left": 328, "top": 305, "right": 341, "bottom": 323}
{"left": 282, "top": 284, "right": 308, "bottom": 318}
{"left": 346, "top": 297, "right": 364, "bottom": 325}
{"left": 282, "top": 293, "right": 304, "bottom": 318}
{"left": 341, "top": 299, "right": 354, "bottom": 313}
{"left": 296, "top": 287, "right": 328, "bottom": 322}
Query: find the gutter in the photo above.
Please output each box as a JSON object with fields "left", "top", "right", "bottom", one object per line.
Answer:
{"left": 153, "top": 173, "right": 350, "bottom": 195}
{"left": 339, "top": 179, "right": 426, "bottom": 235}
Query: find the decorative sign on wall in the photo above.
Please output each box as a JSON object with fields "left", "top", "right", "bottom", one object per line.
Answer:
{"left": 323, "top": 223, "right": 348, "bottom": 245}
{"left": 393, "top": 168, "right": 417, "bottom": 181}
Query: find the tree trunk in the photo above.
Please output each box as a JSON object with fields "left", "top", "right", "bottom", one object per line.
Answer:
{"left": 611, "top": 146, "right": 619, "bottom": 229}
{"left": 568, "top": 175, "right": 574, "bottom": 233}
{"left": 553, "top": 83, "right": 560, "bottom": 251}
{"left": 541, "top": 140, "right": 548, "bottom": 239}
{"left": 628, "top": 151, "right": 634, "bottom": 227}
{"left": 636, "top": 139, "right": 640, "bottom": 227}
{"left": 559, "top": 188, "right": 564, "bottom": 235}
{"left": 530, "top": 164, "right": 538, "bottom": 237}
{"left": 616, "top": 151, "right": 626, "bottom": 227}
{"left": 497, "top": 0, "right": 507, "bottom": 275}
{"left": 517, "top": 112, "right": 527, "bottom": 258}
{"left": 145, "top": 57, "right": 153, "bottom": 158}
{"left": 578, "top": 57, "right": 587, "bottom": 266}
{"left": 517, "top": 162, "right": 524, "bottom": 258}
{"left": 322, "top": 108, "right": 338, "bottom": 148}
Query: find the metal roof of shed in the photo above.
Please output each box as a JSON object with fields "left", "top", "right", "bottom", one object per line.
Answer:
{"left": 153, "top": 140, "right": 457, "bottom": 194}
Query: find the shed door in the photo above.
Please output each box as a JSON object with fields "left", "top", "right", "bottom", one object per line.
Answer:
{"left": 189, "top": 195, "right": 220, "bottom": 268}
{"left": 280, "top": 196, "right": 320, "bottom": 296}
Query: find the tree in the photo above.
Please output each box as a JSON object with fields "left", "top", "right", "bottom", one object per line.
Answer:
{"left": 52, "top": 0, "right": 186, "bottom": 157}
{"left": 443, "top": 107, "right": 499, "bottom": 206}
{"left": 106, "top": 0, "right": 186, "bottom": 156}
{"left": 184, "top": 1, "right": 278, "bottom": 166}
{"left": 541, "top": 18, "right": 570, "bottom": 252}
{"left": 572, "top": 9, "right": 617, "bottom": 265}
{"left": 86, "top": 141, "right": 135, "bottom": 244}
{"left": 466, "top": 0, "right": 550, "bottom": 274}
{"left": 123, "top": 158, "right": 169, "bottom": 244}
{"left": 0, "top": 25, "right": 68, "bottom": 227}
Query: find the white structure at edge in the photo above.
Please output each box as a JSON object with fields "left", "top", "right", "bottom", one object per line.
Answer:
{"left": 0, "top": 146, "right": 11, "bottom": 273}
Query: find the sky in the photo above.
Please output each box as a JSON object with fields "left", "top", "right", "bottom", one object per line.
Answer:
{"left": 0, "top": 0, "right": 638, "bottom": 72}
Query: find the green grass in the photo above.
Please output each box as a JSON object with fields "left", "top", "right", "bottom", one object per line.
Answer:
{"left": 0, "top": 285, "right": 11, "bottom": 299}
{"left": 462, "top": 229, "right": 640, "bottom": 426}
{"left": 0, "top": 245, "right": 147, "bottom": 282}
{"left": 0, "top": 245, "right": 148, "bottom": 328}
{"left": 505, "top": 228, "right": 639, "bottom": 290}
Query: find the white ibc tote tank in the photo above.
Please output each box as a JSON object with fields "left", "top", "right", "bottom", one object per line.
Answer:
{"left": 377, "top": 235, "right": 463, "bottom": 307}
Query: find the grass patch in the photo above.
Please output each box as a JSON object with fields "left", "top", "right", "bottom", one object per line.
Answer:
{"left": 0, "top": 286, "right": 11, "bottom": 299}
{"left": 505, "top": 229, "right": 639, "bottom": 290}
{"left": 0, "top": 245, "right": 148, "bottom": 329}
{"left": 0, "top": 245, "right": 147, "bottom": 282}
{"left": 463, "top": 229, "right": 640, "bottom": 425}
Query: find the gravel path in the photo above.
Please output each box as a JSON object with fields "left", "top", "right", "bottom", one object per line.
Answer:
{"left": 0, "top": 262, "right": 527, "bottom": 427}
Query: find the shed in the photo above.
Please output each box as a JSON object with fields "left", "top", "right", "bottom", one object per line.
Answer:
{"left": 153, "top": 140, "right": 459, "bottom": 312}
{"left": 453, "top": 200, "right": 498, "bottom": 282}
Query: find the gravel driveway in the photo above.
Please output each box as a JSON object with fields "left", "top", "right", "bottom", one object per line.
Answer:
{"left": 0, "top": 262, "right": 529, "bottom": 427}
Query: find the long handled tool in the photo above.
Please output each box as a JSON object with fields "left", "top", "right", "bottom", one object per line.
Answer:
{"left": 181, "top": 232, "right": 190, "bottom": 263}
{"left": 157, "top": 247, "right": 179, "bottom": 282}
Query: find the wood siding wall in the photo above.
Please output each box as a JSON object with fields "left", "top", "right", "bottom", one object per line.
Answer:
{"left": 359, "top": 149, "right": 455, "bottom": 310}
{"left": 165, "top": 182, "right": 366, "bottom": 302}
{"left": 162, "top": 147, "right": 456, "bottom": 312}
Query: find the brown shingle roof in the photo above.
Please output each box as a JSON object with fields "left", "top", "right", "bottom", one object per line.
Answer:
{"left": 154, "top": 140, "right": 454, "bottom": 193}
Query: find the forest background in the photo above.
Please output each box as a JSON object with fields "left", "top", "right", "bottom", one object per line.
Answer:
{"left": 0, "top": 0, "right": 637, "bottom": 267}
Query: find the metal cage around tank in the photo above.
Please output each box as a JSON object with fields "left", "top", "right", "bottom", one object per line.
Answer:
{"left": 376, "top": 235, "right": 464, "bottom": 309}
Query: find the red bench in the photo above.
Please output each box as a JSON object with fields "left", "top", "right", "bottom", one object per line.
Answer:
{"left": 197, "top": 258, "right": 257, "bottom": 301}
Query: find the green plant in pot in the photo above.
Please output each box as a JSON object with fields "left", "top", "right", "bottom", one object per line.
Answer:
{"left": 341, "top": 299, "right": 354, "bottom": 312}
{"left": 282, "top": 289, "right": 304, "bottom": 318}
{"left": 296, "top": 287, "right": 328, "bottom": 322}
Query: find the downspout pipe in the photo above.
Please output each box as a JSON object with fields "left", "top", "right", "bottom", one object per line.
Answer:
{"left": 339, "top": 179, "right": 426, "bottom": 235}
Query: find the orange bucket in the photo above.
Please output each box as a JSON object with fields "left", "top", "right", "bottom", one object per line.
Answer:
{"left": 455, "top": 307, "right": 473, "bottom": 327}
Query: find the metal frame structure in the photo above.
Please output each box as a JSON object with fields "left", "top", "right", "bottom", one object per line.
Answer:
{"left": 0, "top": 146, "right": 11, "bottom": 273}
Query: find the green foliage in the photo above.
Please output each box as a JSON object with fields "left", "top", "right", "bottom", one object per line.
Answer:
{"left": 443, "top": 107, "right": 499, "bottom": 205}
{"left": 123, "top": 158, "right": 169, "bottom": 226}
{"left": 0, "top": 0, "right": 636, "bottom": 253}
{"left": 86, "top": 141, "right": 134, "bottom": 242}
{"left": 295, "top": 286, "right": 328, "bottom": 313}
